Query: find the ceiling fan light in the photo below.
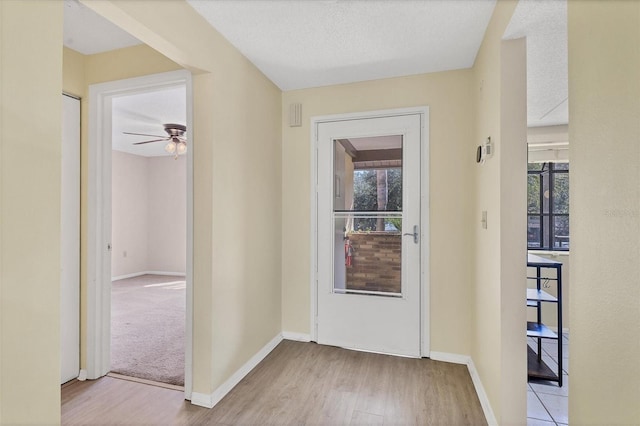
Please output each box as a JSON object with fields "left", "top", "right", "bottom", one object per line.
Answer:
{"left": 177, "top": 141, "right": 187, "bottom": 155}
{"left": 165, "top": 141, "right": 177, "bottom": 154}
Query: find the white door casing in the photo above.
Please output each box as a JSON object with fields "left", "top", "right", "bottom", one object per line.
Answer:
{"left": 61, "top": 94, "right": 81, "bottom": 384}
{"left": 313, "top": 109, "right": 429, "bottom": 357}
{"left": 87, "top": 70, "right": 194, "bottom": 399}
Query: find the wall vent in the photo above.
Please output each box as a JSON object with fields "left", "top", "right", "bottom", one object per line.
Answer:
{"left": 289, "top": 103, "right": 302, "bottom": 127}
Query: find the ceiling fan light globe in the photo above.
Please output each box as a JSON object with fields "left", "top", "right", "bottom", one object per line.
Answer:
{"left": 165, "top": 141, "right": 177, "bottom": 154}
{"left": 177, "top": 141, "right": 187, "bottom": 155}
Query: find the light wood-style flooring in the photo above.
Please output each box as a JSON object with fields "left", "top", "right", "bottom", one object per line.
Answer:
{"left": 62, "top": 340, "right": 486, "bottom": 425}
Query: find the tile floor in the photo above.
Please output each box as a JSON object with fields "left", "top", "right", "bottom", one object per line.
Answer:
{"left": 527, "top": 333, "right": 569, "bottom": 426}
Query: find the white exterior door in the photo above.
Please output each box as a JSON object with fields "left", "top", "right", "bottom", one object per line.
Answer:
{"left": 316, "top": 113, "right": 423, "bottom": 357}
{"left": 61, "top": 94, "right": 80, "bottom": 384}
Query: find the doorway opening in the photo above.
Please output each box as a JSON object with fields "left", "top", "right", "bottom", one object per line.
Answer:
{"left": 87, "top": 69, "right": 194, "bottom": 398}
{"left": 109, "top": 85, "right": 187, "bottom": 387}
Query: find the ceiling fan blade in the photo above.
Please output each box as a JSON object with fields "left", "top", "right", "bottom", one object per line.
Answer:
{"left": 124, "top": 131, "right": 166, "bottom": 138}
{"left": 133, "top": 138, "right": 168, "bottom": 145}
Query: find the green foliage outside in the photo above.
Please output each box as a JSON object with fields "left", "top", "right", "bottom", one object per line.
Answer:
{"left": 352, "top": 168, "right": 402, "bottom": 232}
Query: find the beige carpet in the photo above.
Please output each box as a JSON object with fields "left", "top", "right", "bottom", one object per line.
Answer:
{"left": 110, "top": 274, "right": 185, "bottom": 386}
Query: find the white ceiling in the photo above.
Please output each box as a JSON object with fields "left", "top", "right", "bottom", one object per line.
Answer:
{"left": 504, "top": 0, "right": 568, "bottom": 127}
{"left": 349, "top": 135, "right": 402, "bottom": 151}
{"left": 111, "top": 86, "right": 187, "bottom": 157}
{"left": 63, "top": 0, "right": 142, "bottom": 55}
{"left": 63, "top": 0, "right": 568, "bottom": 139}
{"left": 187, "top": 0, "right": 497, "bottom": 91}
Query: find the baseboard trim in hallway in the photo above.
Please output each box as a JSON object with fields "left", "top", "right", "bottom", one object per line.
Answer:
{"left": 430, "top": 351, "right": 497, "bottom": 426}
{"left": 191, "top": 333, "right": 496, "bottom": 425}
{"left": 191, "top": 333, "right": 283, "bottom": 408}
{"left": 65, "top": 340, "right": 487, "bottom": 425}
{"left": 281, "top": 331, "right": 311, "bottom": 342}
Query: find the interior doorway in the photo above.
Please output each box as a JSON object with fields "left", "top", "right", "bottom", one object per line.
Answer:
{"left": 86, "top": 70, "right": 194, "bottom": 398}
{"left": 312, "top": 108, "right": 429, "bottom": 357}
{"left": 109, "top": 86, "right": 187, "bottom": 387}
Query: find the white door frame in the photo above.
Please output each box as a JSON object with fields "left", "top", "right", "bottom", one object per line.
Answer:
{"left": 310, "top": 107, "right": 430, "bottom": 357}
{"left": 87, "top": 70, "right": 194, "bottom": 399}
{"left": 61, "top": 93, "right": 81, "bottom": 384}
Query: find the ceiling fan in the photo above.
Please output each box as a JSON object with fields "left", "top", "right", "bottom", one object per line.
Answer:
{"left": 124, "top": 123, "right": 187, "bottom": 159}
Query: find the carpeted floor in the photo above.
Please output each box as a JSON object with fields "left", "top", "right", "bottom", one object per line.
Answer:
{"left": 111, "top": 274, "right": 185, "bottom": 386}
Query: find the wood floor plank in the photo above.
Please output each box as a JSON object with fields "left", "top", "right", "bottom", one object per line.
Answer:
{"left": 62, "top": 341, "right": 486, "bottom": 425}
{"left": 350, "top": 410, "right": 384, "bottom": 425}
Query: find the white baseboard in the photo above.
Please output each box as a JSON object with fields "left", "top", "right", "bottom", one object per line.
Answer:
{"left": 466, "top": 357, "right": 498, "bottom": 426}
{"left": 111, "top": 271, "right": 186, "bottom": 281}
{"left": 429, "top": 351, "right": 470, "bottom": 365}
{"left": 430, "top": 351, "right": 497, "bottom": 426}
{"left": 111, "top": 271, "right": 146, "bottom": 281}
{"left": 282, "top": 331, "right": 311, "bottom": 342}
{"left": 146, "top": 271, "right": 186, "bottom": 277}
{"left": 191, "top": 333, "right": 283, "bottom": 409}
{"left": 191, "top": 391, "right": 216, "bottom": 409}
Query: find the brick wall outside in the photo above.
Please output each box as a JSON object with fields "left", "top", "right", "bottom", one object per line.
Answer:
{"left": 345, "top": 232, "right": 401, "bottom": 293}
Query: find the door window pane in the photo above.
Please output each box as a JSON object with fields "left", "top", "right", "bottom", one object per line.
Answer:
{"left": 336, "top": 215, "right": 402, "bottom": 295}
{"left": 333, "top": 135, "right": 404, "bottom": 297}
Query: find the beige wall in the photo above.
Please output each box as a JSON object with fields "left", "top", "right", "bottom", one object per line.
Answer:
{"left": 569, "top": 1, "right": 640, "bottom": 423}
{"left": 0, "top": 1, "right": 63, "bottom": 424}
{"left": 81, "top": 1, "right": 283, "bottom": 397}
{"left": 147, "top": 155, "right": 187, "bottom": 273}
{"left": 111, "top": 151, "right": 149, "bottom": 277}
{"left": 471, "top": 1, "right": 526, "bottom": 423}
{"left": 281, "top": 70, "right": 475, "bottom": 356}
{"left": 111, "top": 152, "right": 187, "bottom": 277}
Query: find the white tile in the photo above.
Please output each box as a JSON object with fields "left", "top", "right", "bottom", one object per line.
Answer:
{"left": 527, "top": 418, "right": 556, "bottom": 426}
{"left": 531, "top": 375, "right": 569, "bottom": 397}
{"left": 537, "top": 393, "right": 569, "bottom": 424}
{"left": 542, "top": 342, "right": 569, "bottom": 358}
{"left": 527, "top": 391, "right": 553, "bottom": 422}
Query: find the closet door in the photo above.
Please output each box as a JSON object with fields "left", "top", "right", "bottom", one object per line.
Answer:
{"left": 61, "top": 94, "right": 80, "bottom": 384}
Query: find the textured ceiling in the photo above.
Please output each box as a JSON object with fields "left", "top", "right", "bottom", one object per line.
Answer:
{"left": 63, "top": 0, "right": 567, "bottom": 132}
{"left": 187, "top": 0, "right": 496, "bottom": 91}
{"left": 504, "top": 0, "right": 568, "bottom": 127}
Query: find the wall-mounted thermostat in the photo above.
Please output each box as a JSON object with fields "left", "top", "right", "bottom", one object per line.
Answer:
{"left": 476, "top": 136, "right": 493, "bottom": 164}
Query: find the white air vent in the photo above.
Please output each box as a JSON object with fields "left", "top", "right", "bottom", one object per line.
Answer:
{"left": 289, "top": 103, "right": 302, "bottom": 127}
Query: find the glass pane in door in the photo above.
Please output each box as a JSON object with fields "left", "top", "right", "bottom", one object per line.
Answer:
{"left": 332, "top": 136, "right": 404, "bottom": 297}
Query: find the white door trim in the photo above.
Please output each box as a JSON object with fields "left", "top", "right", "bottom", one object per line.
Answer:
{"left": 61, "top": 94, "right": 81, "bottom": 384}
{"left": 87, "top": 69, "right": 194, "bottom": 399}
{"left": 309, "top": 107, "right": 430, "bottom": 356}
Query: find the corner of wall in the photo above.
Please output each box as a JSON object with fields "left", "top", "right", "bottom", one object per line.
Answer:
{"left": 469, "top": 0, "right": 522, "bottom": 423}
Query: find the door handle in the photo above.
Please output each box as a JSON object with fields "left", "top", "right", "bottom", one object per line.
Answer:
{"left": 403, "top": 225, "right": 419, "bottom": 244}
